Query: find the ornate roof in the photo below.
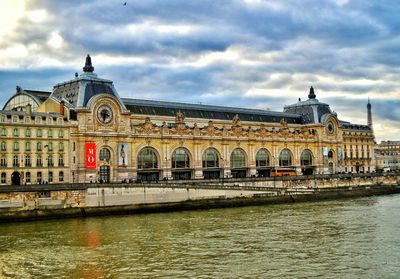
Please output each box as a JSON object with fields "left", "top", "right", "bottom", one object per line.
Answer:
{"left": 122, "top": 98, "right": 303, "bottom": 124}
{"left": 50, "top": 55, "right": 126, "bottom": 109}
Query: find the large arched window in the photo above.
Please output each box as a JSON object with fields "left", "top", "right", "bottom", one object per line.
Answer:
{"left": 300, "top": 150, "right": 313, "bottom": 166}
{"left": 202, "top": 148, "right": 219, "bottom": 168}
{"left": 256, "top": 149, "right": 270, "bottom": 167}
{"left": 231, "top": 148, "right": 246, "bottom": 168}
{"left": 137, "top": 148, "right": 158, "bottom": 169}
{"left": 99, "top": 148, "right": 111, "bottom": 161}
{"left": 172, "top": 148, "right": 190, "bottom": 169}
{"left": 279, "top": 149, "right": 292, "bottom": 167}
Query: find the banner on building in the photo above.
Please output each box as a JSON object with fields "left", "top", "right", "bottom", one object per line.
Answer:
{"left": 86, "top": 142, "right": 96, "bottom": 169}
{"left": 118, "top": 143, "right": 128, "bottom": 166}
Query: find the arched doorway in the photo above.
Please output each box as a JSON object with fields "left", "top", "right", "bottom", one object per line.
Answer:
{"left": 230, "top": 148, "right": 247, "bottom": 178}
{"left": 172, "top": 148, "right": 192, "bottom": 180}
{"left": 137, "top": 147, "right": 160, "bottom": 181}
{"left": 11, "top": 171, "right": 20, "bottom": 185}
{"left": 256, "top": 148, "right": 271, "bottom": 177}
{"left": 99, "top": 166, "right": 110, "bottom": 183}
{"left": 301, "top": 149, "right": 314, "bottom": 175}
{"left": 202, "top": 148, "right": 221, "bottom": 179}
{"left": 99, "top": 148, "right": 111, "bottom": 183}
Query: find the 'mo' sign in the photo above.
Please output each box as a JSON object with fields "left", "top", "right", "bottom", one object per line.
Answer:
{"left": 86, "top": 142, "right": 96, "bottom": 169}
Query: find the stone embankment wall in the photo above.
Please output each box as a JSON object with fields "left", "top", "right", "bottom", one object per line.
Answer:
{"left": 0, "top": 174, "right": 399, "bottom": 222}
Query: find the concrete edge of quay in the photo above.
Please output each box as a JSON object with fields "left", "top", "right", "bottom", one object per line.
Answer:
{"left": 0, "top": 184, "right": 399, "bottom": 223}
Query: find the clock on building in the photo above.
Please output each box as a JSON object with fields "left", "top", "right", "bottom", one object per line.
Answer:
{"left": 97, "top": 105, "right": 113, "bottom": 124}
{"left": 327, "top": 121, "right": 334, "bottom": 134}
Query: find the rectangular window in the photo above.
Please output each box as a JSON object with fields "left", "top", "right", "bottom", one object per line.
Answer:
{"left": 58, "top": 130, "right": 64, "bottom": 138}
{"left": 37, "top": 129, "right": 42, "bottom": 137}
{"left": 48, "top": 156, "right": 53, "bottom": 167}
{"left": 36, "top": 117, "right": 41, "bottom": 124}
{"left": 13, "top": 128, "right": 19, "bottom": 137}
{"left": 26, "top": 172, "right": 31, "bottom": 183}
{"left": 13, "top": 155, "right": 19, "bottom": 167}
{"left": 1, "top": 128, "right": 6, "bottom": 136}
{"left": 0, "top": 156, "right": 6, "bottom": 167}
{"left": 48, "top": 171, "right": 53, "bottom": 183}
{"left": 59, "top": 155, "right": 64, "bottom": 166}
{"left": 1, "top": 173, "right": 6, "bottom": 184}
{"left": 59, "top": 171, "right": 64, "bottom": 182}
{"left": 37, "top": 172, "right": 42, "bottom": 183}
{"left": 37, "top": 156, "right": 42, "bottom": 167}
{"left": 48, "top": 130, "right": 52, "bottom": 138}
{"left": 26, "top": 129, "right": 31, "bottom": 137}
{"left": 48, "top": 142, "right": 53, "bottom": 151}
{"left": 26, "top": 155, "right": 31, "bottom": 166}
{"left": 12, "top": 116, "right": 18, "bottom": 123}
{"left": 59, "top": 142, "right": 64, "bottom": 151}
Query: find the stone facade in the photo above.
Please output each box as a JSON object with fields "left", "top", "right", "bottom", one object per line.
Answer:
{"left": 375, "top": 141, "right": 400, "bottom": 171}
{"left": 0, "top": 55, "right": 376, "bottom": 185}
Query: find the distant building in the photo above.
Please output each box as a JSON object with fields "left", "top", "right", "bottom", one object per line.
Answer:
{"left": 375, "top": 141, "right": 400, "bottom": 171}
{"left": 0, "top": 55, "right": 376, "bottom": 185}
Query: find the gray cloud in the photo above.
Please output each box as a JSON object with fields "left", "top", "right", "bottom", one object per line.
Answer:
{"left": 0, "top": 0, "right": 399, "bottom": 141}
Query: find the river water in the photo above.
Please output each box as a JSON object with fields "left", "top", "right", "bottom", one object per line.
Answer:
{"left": 1, "top": 194, "right": 400, "bottom": 279}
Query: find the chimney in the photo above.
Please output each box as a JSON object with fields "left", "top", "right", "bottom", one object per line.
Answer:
{"left": 60, "top": 100, "right": 65, "bottom": 116}
{"left": 367, "top": 98, "right": 372, "bottom": 129}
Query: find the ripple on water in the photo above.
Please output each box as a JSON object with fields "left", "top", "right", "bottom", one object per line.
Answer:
{"left": 1, "top": 195, "right": 400, "bottom": 278}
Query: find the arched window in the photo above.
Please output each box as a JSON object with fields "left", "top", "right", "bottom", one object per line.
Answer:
{"left": 231, "top": 148, "right": 246, "bottom": 168}
{"left": 256, "top": 149, "right": 270, "bottom": 167}
{"left": 172, "top": 148, "right": 190, "bottom": 169}
{"left": 100, "top": 148, "right": 111, "bottom": 161}
{"left": 300, "top": 150, "right": 313, "bottom": 166}
{"left": 202, "top": 148, "right": 219, "bottom": 168}
{"left": 137, "top": 148, "right": 158, "bottom": 169}
{"left": 279, "top": 149, "right": 292, "bottom": 167}
{"left": 328, "top": 150, "right": 334, "bottom": 159}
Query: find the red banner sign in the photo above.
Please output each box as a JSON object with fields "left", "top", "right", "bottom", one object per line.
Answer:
{"left": 86, "top": 142, "right": 96, "bottom": 169}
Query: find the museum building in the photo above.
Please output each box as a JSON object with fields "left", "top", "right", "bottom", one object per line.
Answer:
{"left": 0, "top": 55, "right": 375, "bottom": 185}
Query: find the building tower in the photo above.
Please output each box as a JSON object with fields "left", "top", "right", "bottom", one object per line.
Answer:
{"left": 367, "top": 98, "right": 372, "bottom": 129}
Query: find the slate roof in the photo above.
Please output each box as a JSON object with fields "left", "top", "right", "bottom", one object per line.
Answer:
{"left": 122, "top": 98, "right": 303, "bottom": 124}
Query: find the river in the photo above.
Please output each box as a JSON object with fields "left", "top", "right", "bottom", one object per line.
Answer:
{"left": 1, "top": 194, "right": 400, "bottom": 278}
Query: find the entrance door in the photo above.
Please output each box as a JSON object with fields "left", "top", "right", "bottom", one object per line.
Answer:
{"left": 12, "top": 171, "right": 20, "bottom": 185}
{"left": 100, "top": 166, "right": 110, "bottom": 183}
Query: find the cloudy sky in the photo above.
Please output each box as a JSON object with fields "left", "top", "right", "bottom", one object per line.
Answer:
{"left": 0, "top": 0, "right": 399, "bottom": 141}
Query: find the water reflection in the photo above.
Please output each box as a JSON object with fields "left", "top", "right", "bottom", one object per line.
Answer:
{"left": 1, "top": 195, "right": 400, "bottom": 278}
